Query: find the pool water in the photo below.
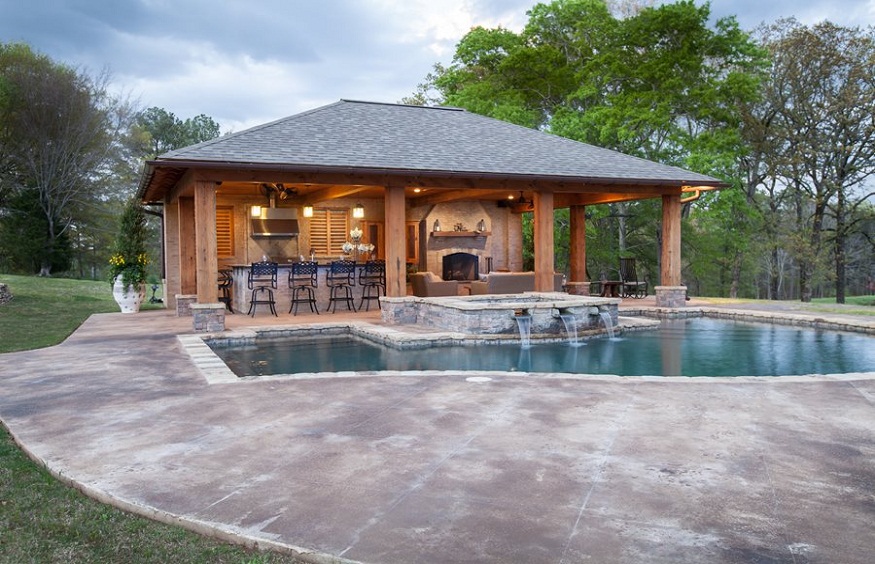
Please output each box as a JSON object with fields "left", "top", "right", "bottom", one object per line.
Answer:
{"left": 211, "top": 318, "right": 875, "bottom": 378}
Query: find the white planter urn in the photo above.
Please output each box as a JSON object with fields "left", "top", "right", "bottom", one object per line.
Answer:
{"left": 112, "top": 276, "right": 146, "bottom": 313}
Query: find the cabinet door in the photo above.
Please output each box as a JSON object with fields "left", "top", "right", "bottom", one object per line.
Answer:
{"left": 406, "top": 221, "right": 419, "bottom": 264}
{"left": 362, "top": 221, "right": 385, "bottom": 260}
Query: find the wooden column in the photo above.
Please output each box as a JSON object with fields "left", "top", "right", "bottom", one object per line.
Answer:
{"left": 384, "top": 184, "right": 406, "bottom": 297}
{"left": 661, "top": 193, "right": 683, "bottom": 286}
{"left": 569, "top": 204, "right": 586, "bottom": 283}
{"left": 533, "top": 190, "right": 554, "bottom": 291}
{"left": 178, "top": 197, "right": 197, "bottom": 294}
{"left": 163, "top": 199, "right": 181, "bottom": 309}
{"left": 194, "top": 181, "right": 218, "bottom": 303}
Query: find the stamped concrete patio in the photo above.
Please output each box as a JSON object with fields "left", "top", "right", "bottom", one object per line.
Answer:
{"left": 1, "top": 300, "right": 873, "bottom": 563}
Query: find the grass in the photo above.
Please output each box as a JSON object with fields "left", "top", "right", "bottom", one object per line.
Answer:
{"left": 0, "top": 274, "right": 304, "bottom": 563}
{"left": 699, "top": 294, "right": 875, "bottom": 316}
{"left": 0, "top": 274, "right": 164, "bottom": 353}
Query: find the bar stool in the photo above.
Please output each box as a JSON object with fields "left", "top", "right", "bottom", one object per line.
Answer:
{"left": 247, "top": 261, "right": 278, "bottom": 317}
{"left": 358, "top": 260, "right": 385, "bottom": 311}
{"left": 218, "top": 268, "right": 234, "bottom": 313}
{"left": 326, "top": 259, "right": 357, "bottom": 313}
{"left": 288, "top": 261, "right": 319, "bottom": 315}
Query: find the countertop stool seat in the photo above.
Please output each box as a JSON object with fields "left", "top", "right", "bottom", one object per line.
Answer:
{"left": 247, "top": 261, "right": 278, "bottom": 317}
{"left": 326, "top": 260, "right": 357, "bottom": 313}
{"left": 358, "top": 260, "right": 385, "bottom": 311}
{"left": 288, "top": 261, "right": 319, "bottom": 315}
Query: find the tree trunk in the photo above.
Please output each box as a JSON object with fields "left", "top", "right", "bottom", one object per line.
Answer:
{"left": 834, "top": 187, "right": 847, "bottom": 303}
{"left": 729, "top": 249, "right": 742, "bottom": 299}
{"left": 769, "top": 246, "right": 779, "bottom": 300}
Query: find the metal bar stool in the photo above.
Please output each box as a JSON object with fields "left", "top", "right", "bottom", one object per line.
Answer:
{"left": 246, "top": 261, "right": 278, "bottom": 316}
{"left": 288, "top": 261, "right": 319, "bottom": 315}
{"left": 218, "top": 268, "right": 234, "bottom": 313}
{"left": 358, "top": 260, "right": 385, "bottom": 311}
{"left": 326, "top": 259, "right": 357, "bottom": 313}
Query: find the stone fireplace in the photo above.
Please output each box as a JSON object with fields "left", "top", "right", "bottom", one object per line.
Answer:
{"left": 443, "top": 252, "right": 479, "bottom": 281}
{"left": 423, "top": 201, "right": 493, "bottom": 276}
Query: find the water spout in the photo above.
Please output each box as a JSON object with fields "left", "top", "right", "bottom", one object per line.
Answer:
{"left": 514, "top": 311, "right": 533, "bottom": 349}
{"left": 599, "top": 311, "right": 616, "bottom": 339}
{"left": 558, "top": 312, "right": 582, "bottom": 347}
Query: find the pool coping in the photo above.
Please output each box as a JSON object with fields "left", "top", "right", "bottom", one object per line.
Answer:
{"left": 180, "top": 307, "right": 875, "bottom": 385}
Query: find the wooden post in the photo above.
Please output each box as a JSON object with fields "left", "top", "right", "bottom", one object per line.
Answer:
{"left": 569, "top": 204, "right": 586, "bottom": 283}
{"left": 194, "top": 181, "right": 218, "bottom": 303}
{"left": 178, "top": 197, "right": 197, "bottom": 295}
{"left": 163, "top": 199, "right": 181, "bottom": 310}
{"left": 661, "top": 193, "right": 682, "bottom": 286}
{"left": 533, "top": 190, "right": 554, "bottom": 291}
{"left": 384, "top": 184, "right": 406, "bottom": 297}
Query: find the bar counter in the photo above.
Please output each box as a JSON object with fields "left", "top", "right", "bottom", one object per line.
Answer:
{"left": 226, "top": 262, "right": 372, "bottom": 314}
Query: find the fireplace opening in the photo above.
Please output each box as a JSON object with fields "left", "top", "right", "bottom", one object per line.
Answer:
{"left": 443, "top": 252, "right": 479, "bottom": 281}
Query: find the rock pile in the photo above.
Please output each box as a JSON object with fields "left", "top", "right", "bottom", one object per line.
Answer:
{"left": 0, "top": 283, "right": 12, "bottom": 305}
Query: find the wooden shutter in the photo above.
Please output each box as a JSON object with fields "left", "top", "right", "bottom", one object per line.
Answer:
{"left": 310, "top": 208, "right": 349, "bottom": 255}
{"left": 216, "top": 206, "right": 234, "bottom": 258}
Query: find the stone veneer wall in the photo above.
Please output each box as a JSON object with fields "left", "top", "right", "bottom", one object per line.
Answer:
{"left": 191, "top": 303, "right": 226, "bottom": 333}
{"left": 655, "top": 286, "right": 687, "bottom": 308}
{"left": 421, "top": 201, "right": 522, "bottom": 275}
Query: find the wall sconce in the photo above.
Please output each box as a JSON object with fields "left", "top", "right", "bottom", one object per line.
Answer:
{"left": 250, "top": 205, "right": 262, "bottom": 218}
{"left": 352, "top": 203, "right": 365, "bottom": 218}
{"left": 302, "top": 204, "right": 313, "bottom": 218}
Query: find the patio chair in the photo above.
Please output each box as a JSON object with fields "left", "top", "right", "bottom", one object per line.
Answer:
{"left": 358, "top": 260, "right": 385, "bottom": 311}
{"left": 288, "top": 261, "right": 319, "bottom": 315}
{"left": 619, "top": 257, "right": 648, "bottom": 299}
{"left": 586, "top": 267, "right": 602, "bottom": 297}
{"left": 326, "top": 259, "right": 357, "bottom": 313}
{"left": 247, "top": 261, "right": 278, "bottom": 316}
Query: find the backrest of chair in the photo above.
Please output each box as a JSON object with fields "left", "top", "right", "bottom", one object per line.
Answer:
{"left": 249, "top": 261, "right": 277, "bottom": 288}
{"left": 360, "top": 260, "right": 385, "bottom": 283}
{"left": 218, "top": 269, "right": 232, "bottom": 288}
{"left": 619, "top": 258, "right": 637, "bottom": 282}
{"left": 290, "top": 261, "right": 318, "bottom": 285}
{"left": 328, "top": 260, "right": 356, "bottom": 283}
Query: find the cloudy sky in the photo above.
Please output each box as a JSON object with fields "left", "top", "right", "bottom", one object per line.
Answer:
{"left": 2, "top": 0, "right": 873, "bottom": 133}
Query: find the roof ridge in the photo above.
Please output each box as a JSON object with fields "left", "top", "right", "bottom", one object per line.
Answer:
{"left": 339, "top": 99, "right": 466, "bottom": 112}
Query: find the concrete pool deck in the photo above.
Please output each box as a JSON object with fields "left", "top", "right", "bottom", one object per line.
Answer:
{"left": 1, "top": 299, "right": 874, "bottom": 563}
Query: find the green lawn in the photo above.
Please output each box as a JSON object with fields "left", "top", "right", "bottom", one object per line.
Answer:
{"left": 0, "top": 274, "right": 304, "bottom": 563}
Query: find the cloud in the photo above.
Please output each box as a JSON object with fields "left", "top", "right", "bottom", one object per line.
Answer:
{"left": 1, "top": 0, "right": 873, "bottom": 133}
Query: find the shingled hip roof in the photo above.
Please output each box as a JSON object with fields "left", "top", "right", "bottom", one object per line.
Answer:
{"left": 139, "top": 99, "right": 725, "bottom": 199}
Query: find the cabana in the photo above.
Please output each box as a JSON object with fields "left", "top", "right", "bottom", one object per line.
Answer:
{"left": 138, "top": 100, "right": 725, "bottom": 329}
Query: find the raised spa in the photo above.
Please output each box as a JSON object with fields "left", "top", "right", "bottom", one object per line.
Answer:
{"left": 380, "top": 292, "right": 620, "bottom": 336}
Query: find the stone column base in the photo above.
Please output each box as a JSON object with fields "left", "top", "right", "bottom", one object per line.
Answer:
{"left": 655, "top": 286, "right": 687, "bottom": 308}
{"left": 564, "top": 281, "right": 592, "bottom": 296}
{"left": 191, "top": 303, "right": 226, "bottom": 333}
{"left": 175, "top": 294, "right": 197, "bottom": 316}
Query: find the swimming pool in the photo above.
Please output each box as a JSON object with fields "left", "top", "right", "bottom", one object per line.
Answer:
{"left": 208, "top": 317, "right": 875, "bottom": 378}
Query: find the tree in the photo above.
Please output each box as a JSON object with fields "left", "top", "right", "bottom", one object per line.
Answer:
{"left": 0, "top": 42, "right": 135, "bottom": 276}
{"left": 418, "top": 0, "right": 765, "bottom": 285}
{"left": 0, "top": 188, "right": 72, "bottom": 274}
{"left": 744, "top": 20, "right": 875, "bottom": 302}
{"left": 135, "top": 107, "right": 221, "bottom": 158}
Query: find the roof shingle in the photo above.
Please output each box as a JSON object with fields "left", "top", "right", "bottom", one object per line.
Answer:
{"left": 155, "top": 100, "right": 722, "bottom": 185}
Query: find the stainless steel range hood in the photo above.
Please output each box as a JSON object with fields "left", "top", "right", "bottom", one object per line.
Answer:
{"left": 250, "top": 207, "right": 300, "bottom": 238}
